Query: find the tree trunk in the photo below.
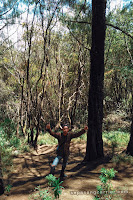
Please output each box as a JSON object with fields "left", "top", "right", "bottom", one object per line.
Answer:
{"left": 34, "top": 115, "right": 40, "bottom": 149}
{"left": 126, "top": 95, "right": 133, "bottom": 156}
{"left": 0, "top": 153, "right": 4, "bottom": 195}
{"left": 30, "top": 126, "right": 34, "bottom": 145}
{"left": 20, "top": 77, "right": 25, "bottom": 136}
{"left": 84, "top": 0, "right": 106, "bottom": 161}
{"left": 16, "top": 122, "right": 19, "bottom": 138}
{"left": 58, "top": 72, "right": 64, "bottom": 127}
{"left": 70, "top": 52, "right": 82, "bottom": 127}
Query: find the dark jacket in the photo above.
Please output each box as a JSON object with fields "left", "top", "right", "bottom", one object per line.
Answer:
{"left": 48, "top": 129, "right": 86, "bottom": 157}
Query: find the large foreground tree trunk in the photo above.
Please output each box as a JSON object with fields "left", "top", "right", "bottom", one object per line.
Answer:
{"left": 126, "top": 95, "right": 133, "bottom": 156}
{"left": 84, "top": 0, "right": 106, "bottom": 161}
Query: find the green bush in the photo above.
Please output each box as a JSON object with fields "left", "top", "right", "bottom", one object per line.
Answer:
{"left": 10, "top": 136, "right": 21, "bottom": 148}
{"left": 45, "top": 174, "right": 64, "bottom": 199}
{"left": 112, "top": 153, "right": 133, "bottom": 165}
{"left": 29, "top": 186, "right": 53, "bottom": 200}
{"left": 5, "top": 184, "right": 12, "bottom": 193}
{"left": 21, "top": 144, "right": 30, "bottom": 152}
{"left": 29, "top": 175, "right": 64, "bottom": 200}
{"left": 0, "top": 128, "right": 13, "bottom": 173}
{"left": 103, "top": 131, "right": 130, "bottom": 147}
{"left": 38, "top": 133, "right": 58, "bottom": 145}
{"left": 0, "top": 118, "right": 16, "bottom": 139}
{"left": 38, "top": 138, "right": 46, "bottom": 146}
{"left": 94, "top": 168, "right": 122, "bottom": 200}
{"left": 0, "top": 145, "right": 13, "bottom": 174}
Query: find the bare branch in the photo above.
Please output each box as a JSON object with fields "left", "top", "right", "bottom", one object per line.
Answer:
{"left": 106, "top": 23, "right": 133, "bottom": 40}
{"left": 3, "top": 64, "right": 21, "bottom": 84}
{"left": 65, "top": 20, "right": 133, "bottom": 40}
{"left": 0, "top": 0, "right": 18, "bottom": 17}
{"left": 67, "top": 25, "right": 91, "bottom": 51}
{"left": 33, "top": 0, "right": 62, "bottom": 90}
{"left": 0, "top": 23, "right": 7, "bottom": 31}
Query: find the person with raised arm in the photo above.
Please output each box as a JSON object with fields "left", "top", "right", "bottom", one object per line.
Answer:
{"left": 46, "top": 123, "right": 88, "bottom": 179}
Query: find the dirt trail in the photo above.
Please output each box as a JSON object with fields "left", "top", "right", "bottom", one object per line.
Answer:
{"left": 1, "top": 142, "right": 133, "bottom": 200}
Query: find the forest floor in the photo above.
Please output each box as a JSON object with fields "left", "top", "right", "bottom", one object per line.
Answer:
{"left": 1, "top": 142, "right": 133, "bottom": 200}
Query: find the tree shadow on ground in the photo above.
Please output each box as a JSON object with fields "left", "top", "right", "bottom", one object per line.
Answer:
{"left": 3, "top": 143, "right": 133, "bottom": 200}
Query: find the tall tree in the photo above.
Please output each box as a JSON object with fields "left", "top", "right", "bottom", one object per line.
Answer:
{"left": 84, "top": 0, "right": 106, "bottom": 161}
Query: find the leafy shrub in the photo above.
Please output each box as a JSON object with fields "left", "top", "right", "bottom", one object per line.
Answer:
{"left": 45, "top": 174, "right": 57, "bottom": 187}
{"left": 29, "top": 186, "right": 53, "bottom": 200}
{"left": 10, "top": 136, "right": 21, "bottom": 148}
{"left": 38, "top": 138, "right": 46, "bottom": 146}
{"left": 45, "top": 174, "right": 64, "bottom": 199}
{"left": 29, "top": 175, "right": 64, "bottom": 200}
{"left": 0, "top": 118, "right": 16, "bottom": 139}
{"left": 21, "top": 144, "right": 30, "bottom": 152}
{"left": 103, "top": 110, "right": 131, "bottom": 132}
{"left": 5, "top": 184, "right": 12, "bottom": 193}
{"left": 94, "top": 168, "right": 122, "bottom": 200}
{"left": 103, "top": 131, "right": 130, "bottom": 147}
{"left": 0, "top": 133, "right": 13, "bottom": 174}
{"left": 38, "top": 133, "right": 58, "bottom": 145}
{"left": 112, "top": 153, "right": 133, "bottom": 165}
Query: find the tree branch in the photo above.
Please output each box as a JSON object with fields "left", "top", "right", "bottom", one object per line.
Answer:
{"left": 65, "top": 20, "right": 133, "bottom": 40}
{"left": 3, "top": 64, "right": 21, "bottom": 84}
{"left": 0, "top": 23, "right": 7, "bottom": 31}
{"left": 0, "top": 0, "right": 18, "bottom": 17}
{"left": 67, "top": 26, "right": 91, "bottom": 51}
{"left": 106, "top": 23, "right": 133, "bottom": 40}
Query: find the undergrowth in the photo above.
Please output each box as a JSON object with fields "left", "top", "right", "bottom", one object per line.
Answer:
{"left": 112, "top": 152, "right": 133, "bottom": 165}
{"left": 29, "top": 174, "right": 64, "bottom": 200}
{"left": 94, "top": 168, "right": 123, "bottom": 200}
{"left": 103, "top": 131, "right": 130, "bottom": 148}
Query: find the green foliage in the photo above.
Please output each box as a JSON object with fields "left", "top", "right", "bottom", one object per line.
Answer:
{"left": 10, "top": 136, "right": 21, "bottom": 148}
{"left": 72, "top": 130, "right": 129, "bottom": 148}
{"left": 0, "top": 0, "right": 21, "bottom": 21}
{"left": 1, "top": 118, "right": 16, "bottom": 139}
{"left": 45, "top": 174, "right": 64, "bottom": 199}
{"left": 0, "top": 145, "right": 13, "bottom": 173}
{"left": 38, "top": 138, "right": 46, "bottom": 146}
{"left": 103, "top": 131, "right": 130, "bottom": 148}
{"left": 0, "top": 119, "right": 21, "bottom": 149}
{"left": 45, "top": 174, "right": 57, "bottom": 187}
{"left": 38, "top": 133, "right": 58, "bottom": 145}
{"left": 94, "top": 168, "right": 122, "bottom": 200}
{"left": 0, "top": 122, "right": 24, "bottom": 174}
{"left": 20, "top": 144, "right": 30, "bottom": 153}
{"left": 104, "top": 2, "right": 133, "bottom": 116}
{"left": 0, "top": 129, "right": 13, "bottom": 173}
{"left": 29, "top": 186, "right": 53, "bottom": 200}
{"left": 0, "top": 0, "right": 132, "bottom": 161}
{"left": 5, "top": 184, "right": 12, "bottom": 193}
{"left": 112, "top": 153, "right": 133, "bottom": 165}
{"left": 29, "top": 175, "right": 64, "bottom": 200}
{"left": 100, "top": 168, "right": 117, "bottom": 184}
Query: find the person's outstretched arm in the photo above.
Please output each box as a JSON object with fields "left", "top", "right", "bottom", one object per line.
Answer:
{"left": 46, "top": 123, "right": 60, "bottom": 139}
{"left": 71, "top": 126, "right": 88, "bottom": 139}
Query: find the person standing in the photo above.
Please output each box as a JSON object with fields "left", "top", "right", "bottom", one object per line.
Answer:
{"left": 46, "top": 123, "right": 88, "bottom": 179}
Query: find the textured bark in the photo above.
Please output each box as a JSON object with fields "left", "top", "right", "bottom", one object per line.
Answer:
{"left": 84, "top": 0, "right": 106, "bottom": 161}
